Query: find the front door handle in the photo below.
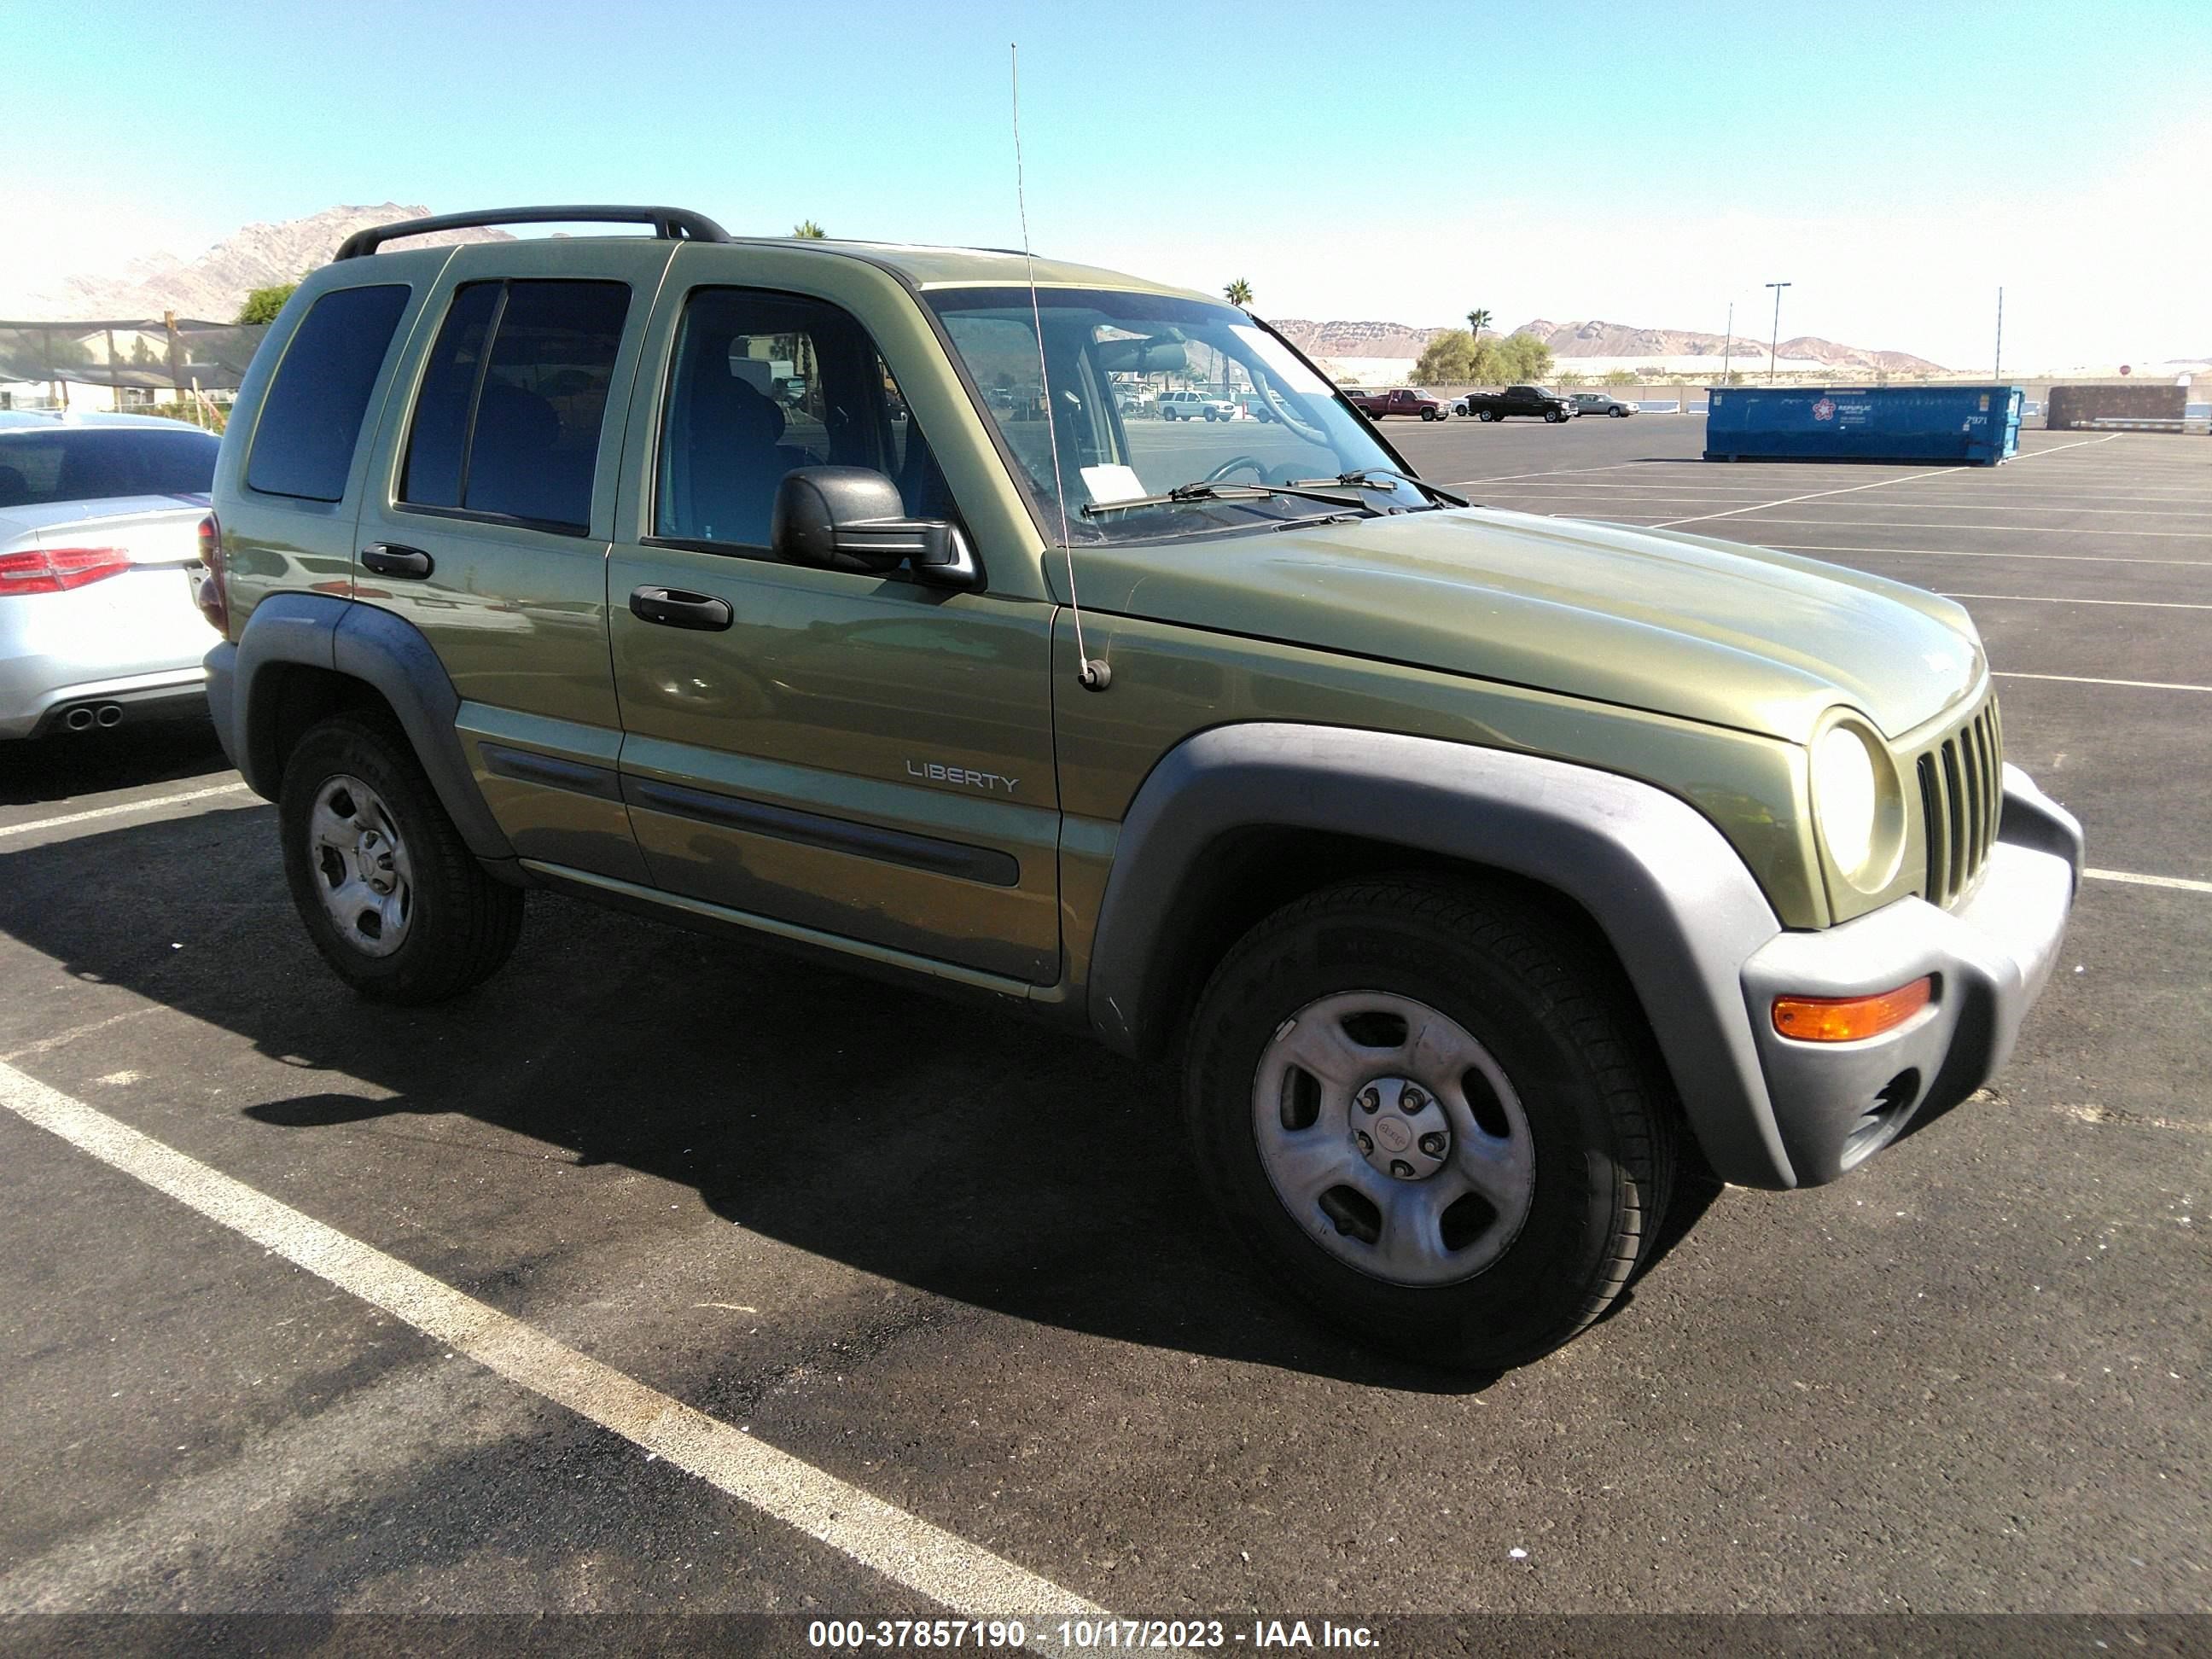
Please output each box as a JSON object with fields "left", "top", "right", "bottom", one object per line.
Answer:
{"left": 630, "top": 585, "right": 733, "bottom": 632}
{"left": 361, "top": 543, "right": 434, "bottom": 579}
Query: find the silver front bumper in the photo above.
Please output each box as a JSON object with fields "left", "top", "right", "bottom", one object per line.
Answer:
{"left": 1740, "top": 764, "right": 2083, "bottom": 1185}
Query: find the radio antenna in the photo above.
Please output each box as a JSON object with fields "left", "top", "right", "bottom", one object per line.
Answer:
{"left": 1011, "top": 42, "right": 1109, "bottom": 691}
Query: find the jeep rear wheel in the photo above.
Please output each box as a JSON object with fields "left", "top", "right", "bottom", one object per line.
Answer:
{"left": 1184, "top": 876, "right": 1676, "bottom": 1370}
{"left": 279, "top": 714, "right": 523, "bottom": 1004}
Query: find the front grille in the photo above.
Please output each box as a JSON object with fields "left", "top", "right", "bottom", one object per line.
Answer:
{"left": 1916, "top": 697, "right": 2003, "bottom": 907}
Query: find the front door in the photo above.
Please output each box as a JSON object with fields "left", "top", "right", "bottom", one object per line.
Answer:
{"left": 605, "top": 279, "right": 1060, "bottom": 984}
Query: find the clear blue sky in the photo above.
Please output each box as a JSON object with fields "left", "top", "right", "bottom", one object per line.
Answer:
{"left": 6, "top": 0, "right": 2208, "bottom": 369}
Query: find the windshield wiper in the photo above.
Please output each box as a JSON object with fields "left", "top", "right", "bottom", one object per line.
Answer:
{"left": 1286, "top": 468, "right": 1468, "bottom": 509}
{"left": 1080, "top": 480, "right": 1385, "bottom": 519}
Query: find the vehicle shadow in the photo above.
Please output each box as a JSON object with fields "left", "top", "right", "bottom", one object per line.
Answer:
{"left": 0, "top": 713, "right": 230, "bottom": 808}
{"left": 1, "top": 808, "right": 1706, "bottom": 1391}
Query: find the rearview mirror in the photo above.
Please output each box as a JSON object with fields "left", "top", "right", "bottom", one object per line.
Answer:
{"left": 1096, "top": 338, "right": 1189, "bottom": 375}
{"left": 771, "top": 467, "right": 980, "bottom": 587}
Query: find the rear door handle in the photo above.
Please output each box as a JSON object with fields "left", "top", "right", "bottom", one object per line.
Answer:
{"left": 361, "top": 543, "right": 434, "bottom": 579}
{"left": 629, "top": 585, "right": 733, "bottom": 632}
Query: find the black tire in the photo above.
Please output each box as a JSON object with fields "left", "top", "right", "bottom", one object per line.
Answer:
{"left": 1421, "top": 408, "right": 1436, "bottom": 421}
{"left": 1610, "top": 406, "right": 1627, "bottom": 416}
{"left": 1184, "top": 876, "right": 1678, "bottom": 1370}
{"left": 278, "top": 713, "right": 524, "bottom": 1004}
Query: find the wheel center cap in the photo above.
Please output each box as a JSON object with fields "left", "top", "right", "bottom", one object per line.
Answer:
{"left": 357, "top": 829, "right": 396, "bottom": 894}
{"left": 1352, "top": 1076, "right": 1452, "bottom": 1181}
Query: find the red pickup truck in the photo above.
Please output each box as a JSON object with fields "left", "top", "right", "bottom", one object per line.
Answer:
{"left": 1348, "top": 387, "right": 1446, "bottom": 422}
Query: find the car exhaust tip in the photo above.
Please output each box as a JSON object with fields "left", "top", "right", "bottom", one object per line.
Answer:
{"left": 94, "top": 704, "right": 124, "bottom": 729}
{"left": 64, "top": 707, "right": 96, "bottom": 732}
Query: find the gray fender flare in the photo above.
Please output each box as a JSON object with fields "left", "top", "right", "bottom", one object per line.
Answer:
{"left": 209, "top": 593, "right": 513, "bottom": 862}
{"left": 1085, "top": 723, "right": 1799, "bottom": 1189}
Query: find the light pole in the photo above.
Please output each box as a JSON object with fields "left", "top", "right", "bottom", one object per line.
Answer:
{"left": 1766, "top": 282, "right": 1791, "bottom": 382}
{"left": 1721, "top": 300, "right": 1734, "bottom": 387}
{"left": 1994, "top": 286, "right": 2005, "bottom": 382}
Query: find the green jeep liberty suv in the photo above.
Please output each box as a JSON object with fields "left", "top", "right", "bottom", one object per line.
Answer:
{"left": 202, "top": 207, "right": 2082, "bottom": 1368}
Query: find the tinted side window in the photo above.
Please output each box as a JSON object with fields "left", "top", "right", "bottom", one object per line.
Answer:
{"left": 399, "top": 282, "right": 499, "bottom": 509}
{"left": 399, "top": 280, "right": 628, "bottom": 533}
{"left": 655, "top": 289, "right": 934, "bottom": 550}
{"left": 247, "top": 284, "right": 410, "bottom": 502}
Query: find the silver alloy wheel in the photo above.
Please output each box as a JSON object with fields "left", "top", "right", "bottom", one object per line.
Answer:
{"left": 1252, "top": 991, "right": 1535, "bottom": 1286}
{"left": 306, "top": 774, "right": 415, "bottom": 958}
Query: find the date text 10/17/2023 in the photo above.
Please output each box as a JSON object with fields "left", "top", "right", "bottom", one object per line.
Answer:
{"left": 807, "top": 1618, "right": 1381, "bottom": 1650}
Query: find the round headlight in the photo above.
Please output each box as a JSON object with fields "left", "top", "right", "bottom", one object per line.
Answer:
{"left": 1813, "top": 724, "right": 1879, "bottom": 876}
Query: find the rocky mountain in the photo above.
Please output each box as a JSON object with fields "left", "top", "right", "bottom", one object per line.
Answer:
{"left": 1271, "top": 319, "right": 1444, "bottom": 360}
{"left": 1513, "top": 317, "right": 1945, "bottom": 374}
{"left": 1271, "top": 314, "right": 1945, "bottom": 374}
{"left": 3, "top": 205, "right": 513, "bottom": 323}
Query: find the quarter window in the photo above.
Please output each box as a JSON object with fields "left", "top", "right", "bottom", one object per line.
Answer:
{"left": 246, "top": 284, "right": 410, "bottom": 502}
{"left": 400, "top": 280, "right": 630, "bottom": 533}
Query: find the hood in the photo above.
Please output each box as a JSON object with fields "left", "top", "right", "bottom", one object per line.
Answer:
{"left": 1063, "top": 507, "right": 1983, "bottom": 743}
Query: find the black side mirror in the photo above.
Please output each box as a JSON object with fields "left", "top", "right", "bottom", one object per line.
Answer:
{"left": 771, "top": 467, "right": 979, "bottom": 587}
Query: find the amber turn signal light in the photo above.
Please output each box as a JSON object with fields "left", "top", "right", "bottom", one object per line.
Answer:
{"left": 1772, "top": 975, "right": 1933, "bottom": 1042}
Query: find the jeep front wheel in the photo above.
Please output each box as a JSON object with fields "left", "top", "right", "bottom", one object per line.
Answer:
{"left": 1184, "top": 876, "right": 1676, "bottom": 1370}
{"left": 279, "top": 713, "right": 524, "bottom": 1004}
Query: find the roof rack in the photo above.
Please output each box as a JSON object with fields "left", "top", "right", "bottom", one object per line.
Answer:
{"left": 334, "top": 205, "right": 732, "bottom": 261}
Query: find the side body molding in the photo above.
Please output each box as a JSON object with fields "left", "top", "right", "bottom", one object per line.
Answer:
{"left": 1084, "top": 723, "right": 1799, "bottom": 1188}
{"left": 208, "top": 593, "right": 514, "bottom": 862}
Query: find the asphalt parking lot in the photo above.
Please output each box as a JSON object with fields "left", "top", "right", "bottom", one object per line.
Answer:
{"left": 1, "top": 416, "right": 2205, "bottom": 1650}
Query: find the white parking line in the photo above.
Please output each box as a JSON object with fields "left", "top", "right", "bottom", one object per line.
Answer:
{"left": 0, "top": 1006, "right": 168, "bottom": 1065}
{"left": 0, "top": 1060, "right": 1113, "bottom": 1632}
{"left": 1765, "top": 544, "right": 2212, "bottom": 568}
{"left": 1939, "top": 592, "right": 2212, "bottom": 611}
{"left": 1649, "top": 469, "right": 1967, "bottom": 529}
{"left": 0, "top": 783, "right": 254, "bottom": 843}
{"left": 2086, "top": 868, "right": 2212, "bottom": 894}
{"left": 1685, "top": 518, "right": 2212, "bottom": 538}
{"left": 1994, "top": 671, "right": 2212, "bottom": 693}
{"left": 1470, "top": 483, "right": 2212, "bottom": 504}
{"left": 1437, "top": 461, "right": 1653, "bottom": 488}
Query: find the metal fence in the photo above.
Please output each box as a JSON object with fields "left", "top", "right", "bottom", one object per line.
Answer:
{"left": 0, "top": 317, "right": 267, "bottom": 395}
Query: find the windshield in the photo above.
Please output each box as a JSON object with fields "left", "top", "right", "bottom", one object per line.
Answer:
{"left": 925, "top": 288, "right": 1431, "bottom": 543}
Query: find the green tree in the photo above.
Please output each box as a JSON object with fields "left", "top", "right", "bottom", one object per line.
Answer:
{"left": 1223, "top": 277, "right": 1254, "bottom": 309}
{"left": 792, "top": 219, "right": 826, "bottom": 239}
{"left": 1465, "top": 307, "right": 1493, "bottom": 342}
{"left": 1414, "top": 328, "right": 1554, "bottom": 386}
{"left": 1603, "top": 368, "right": 1637, "bottom": 387}
{"left": 1493, "top": 332, "right": 1554, "bottom": 381}
{"left": 236, "top": 282, "right": 298, "bottom": 325}
{"left": 1414, "top": 329, "right": 1479, "bottom": 383}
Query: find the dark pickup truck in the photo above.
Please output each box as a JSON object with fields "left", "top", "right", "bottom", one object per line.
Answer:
{"left": 1454, "top": 385, "right": 1571, "bottom": 423}
{"left": 1348, "top": 387, "right": 1447, "bottom": 421}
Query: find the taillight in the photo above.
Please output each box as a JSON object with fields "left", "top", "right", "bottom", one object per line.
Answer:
{"left": 196, "top": 513, "right": 229, "bottom": 634}
{"left": 0, "top": 545, "right": 132, "bottom": 596}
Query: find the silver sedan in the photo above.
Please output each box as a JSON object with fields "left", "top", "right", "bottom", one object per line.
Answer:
{"left": 0, "top": 411, "right": 222, "bottom": 738}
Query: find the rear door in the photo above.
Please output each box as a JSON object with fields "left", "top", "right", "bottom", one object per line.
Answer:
{"left": 352, "top": 240, "right": 675, "bottom": 881}
{"left": 603, "top": 254, "right": 1060, "bottom": 984}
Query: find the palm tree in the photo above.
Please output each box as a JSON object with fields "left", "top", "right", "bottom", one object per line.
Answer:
{"left": 793, "top": 220, "right": 827, "bottom": 239}
{"left": 1224, "top": 278, "right": 1254, "bottom": 310}
{"left": 1466, "top": 307, "right": 1492, "bottom": 342}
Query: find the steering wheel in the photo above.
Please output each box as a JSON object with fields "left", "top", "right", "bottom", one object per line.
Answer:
{"left": 1202, "top": 455, "right": 1271, "bottom": 484}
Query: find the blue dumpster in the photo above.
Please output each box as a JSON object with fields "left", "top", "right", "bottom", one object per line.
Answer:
{"left": 1705, "top": 385, "right": 2023, "bottom": 465}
